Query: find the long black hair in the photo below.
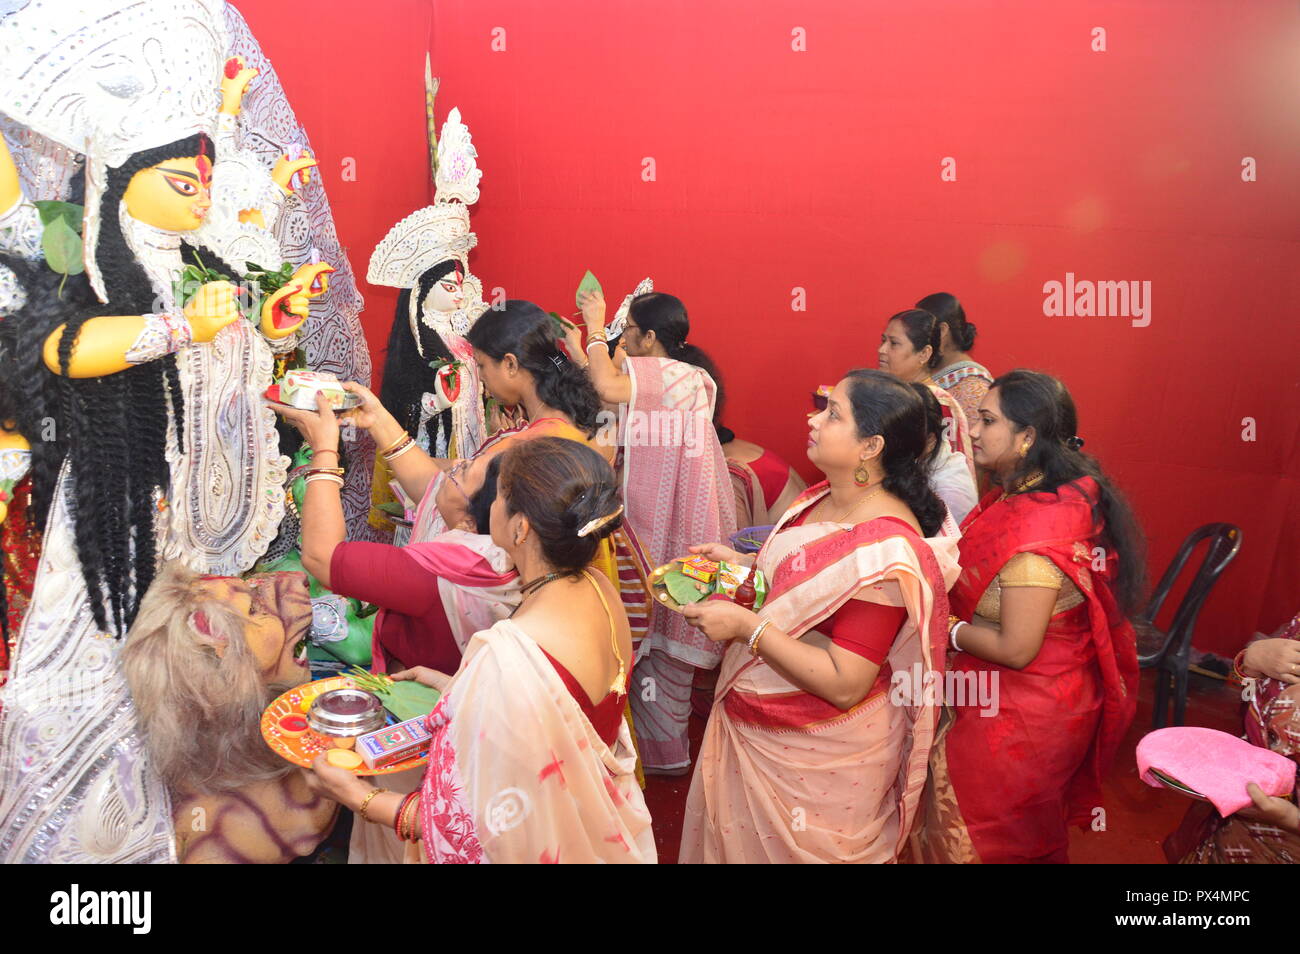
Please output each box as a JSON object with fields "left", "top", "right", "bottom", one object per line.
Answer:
{"left": 916, "top": 292, "right": 977, "bottom": 353}
{"left": 0, "top": 133, "right": 221, "bottom": 636}
{"left": 466, "top": 300, "right": 601, "bottom": 437}
{"left": 378, "top": 259, "right": 461, "bottom": 448}
{"left": 843, "top": 369, "right": 947, "bottom": 537}
{"left": 910, "top": 381, "right": 945, "bottom": 472}
{"left": 991, "top": 369, "right": 1146, "bottom": 613}
{"left": 888, "top": 308, "right": 942, "bottom": 370}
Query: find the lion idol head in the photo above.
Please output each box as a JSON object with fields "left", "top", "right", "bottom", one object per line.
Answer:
{"left": 122, "top": 563, "right": 313, "bottom": 795}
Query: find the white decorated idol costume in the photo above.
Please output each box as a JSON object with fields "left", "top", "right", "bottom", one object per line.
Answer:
{"left": 0, "top": 0, "right": 367, "bottom": 863}
{"left": 368, "top": 105, "right": 489, "bottom": 467}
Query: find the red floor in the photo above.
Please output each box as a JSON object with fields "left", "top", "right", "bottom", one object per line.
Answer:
{"left": 642, "top": 667, "right": 1242, "bottom": 864}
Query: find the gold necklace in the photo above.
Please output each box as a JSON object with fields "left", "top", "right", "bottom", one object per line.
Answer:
{"left": 998, "top": 470, "right": 1045, "bottom": 502}
{"left": 824, "top": 482, "right": 886, "bottom": 524}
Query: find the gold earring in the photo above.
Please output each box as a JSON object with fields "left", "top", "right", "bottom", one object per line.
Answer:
{"left": 854, "top": 461, "right": 871, "bottom": 486}
{"left": 1019, "top": 441, "right": 1030, "bottom": 458}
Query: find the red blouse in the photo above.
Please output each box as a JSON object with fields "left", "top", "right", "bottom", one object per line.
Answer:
{"left": 748, "top": 448, "right": 792, "bottom": 511}
{"left": 785, "top": 510, "right": 907, "bottom": 667}
{"left": 540, "top": 647, "right": 624, "bottom": 747}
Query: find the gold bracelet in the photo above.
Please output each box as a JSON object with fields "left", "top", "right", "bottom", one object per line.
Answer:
{"left": 748, "top": 619, "right": 772, "bottom": 656}
{"left": 357, "top": 787, "right": 386, "bottom": 822}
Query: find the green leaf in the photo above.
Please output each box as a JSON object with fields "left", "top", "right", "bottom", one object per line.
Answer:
{"left": 41, "top": 217, "right": 84, "bottom": 275}
{"left": 381, "top": 680, "right": 441, "bottom": 722}
{"left": 33, "top": 200, "right": 83, "bottom": 232}
{"left": 663, "top": 569, "right": 709, "bottom": 605}
{"left": 575, "top": 269, "right": 602, "bottom": 309}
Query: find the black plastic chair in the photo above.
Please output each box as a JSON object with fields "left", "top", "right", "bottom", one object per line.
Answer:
{"left": 1137, "top": 523, "right": 1242, "bottom": 728}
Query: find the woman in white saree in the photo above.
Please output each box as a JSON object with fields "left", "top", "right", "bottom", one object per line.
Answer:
{"left": 307, "top": 437, "right": 655, "bottom": 863}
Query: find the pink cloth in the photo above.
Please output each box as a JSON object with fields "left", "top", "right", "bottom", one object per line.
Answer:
{"left": 1137, "top": 726, "right": 1296, "bottom": 816}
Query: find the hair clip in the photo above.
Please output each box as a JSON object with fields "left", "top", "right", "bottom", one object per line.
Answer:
{"left": 1066, "top": 436, "right": 1085, "bottom": 450}
{"left": 577, "top": 505, "right": 624, "bottom": 538}
{"left": 549, "top": 353, "right": 565, "bottom": 371}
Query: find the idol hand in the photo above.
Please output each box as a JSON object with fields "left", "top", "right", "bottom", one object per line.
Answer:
{"left": 260, "top": 282, "right": 309, "bottom": 339}
{"left": 273, "top": 151, "right": 317, "bottom": 194}
{"left": 184, "top": 281, "right": 242, "bottom": 343}
{"left": 219, "top": 56, "right": 259, "bottom": 116}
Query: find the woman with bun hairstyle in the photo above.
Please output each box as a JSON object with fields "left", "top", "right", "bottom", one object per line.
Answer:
{"left": 679, "top": 370, "right": 959, "bottom": 863}
{"left": 917, "top": 292, "right": 993, "bottom": 433}
{"left": 307, "top": 438, "right": 656, "bottom": 863}
{"left": 575, "top": 288, "right": 737, "bottom": 775}
{"left": 910, "top": 370, "right": 1142, "bottom": 864}
{"left": 878, "top": 308, "right": 975, "bottom": 479}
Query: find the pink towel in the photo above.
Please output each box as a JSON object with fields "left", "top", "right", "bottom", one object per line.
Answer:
{"left": 1136, "top": 726, "right": 1296, "bottom": 816}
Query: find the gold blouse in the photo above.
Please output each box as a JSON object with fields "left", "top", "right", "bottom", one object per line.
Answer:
{"left": 973, "top": 552, "right": 1084, "bottom": 623}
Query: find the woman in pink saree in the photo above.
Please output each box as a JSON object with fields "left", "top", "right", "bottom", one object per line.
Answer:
{"left": 678, "top": 370, "right": 959, "bottom": 862}
{"left": 579, "top": 289, "right": 737, "bottom": 774}
{"left": 307, "top": 438, "right": 655, "bottom": 863}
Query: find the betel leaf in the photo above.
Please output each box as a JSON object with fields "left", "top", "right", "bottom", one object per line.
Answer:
{"left": 40, "top": 216, "right": 84, "bottom": 276}
{"left": 575, "top": 269, "right": 602, "bottom": 309}
{"left": 662, "top": 568, "right": 709, "bottom": 606}
{"left": 380, "top": 680, "right": 441, "bottom": 722}
{"left": 33, "top": 200, "right": 83, "bottom": 231}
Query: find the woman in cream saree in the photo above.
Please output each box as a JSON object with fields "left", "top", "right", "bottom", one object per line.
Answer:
{"left": 679, "top": 371, "right": 959, "bottom": 863}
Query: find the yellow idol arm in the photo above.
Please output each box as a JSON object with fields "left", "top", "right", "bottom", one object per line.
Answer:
{"left": 42, "top": 315, "right": 151, "bottom": 378}
{"left": 0, "top": 134, "right": 20, "bottom": 215}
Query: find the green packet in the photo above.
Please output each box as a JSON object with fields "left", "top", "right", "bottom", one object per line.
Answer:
{"left": 713, "top": 562, "right": 768, "bottom": 610}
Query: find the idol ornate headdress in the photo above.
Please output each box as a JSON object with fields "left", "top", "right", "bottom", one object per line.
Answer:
{"left": 367, "top": 106, "right": 481, "bottom": 291}
{"left": 609, "top": 277, "right": 654, "bottom": 339}
{"left": 0, "top": 0, "right": 228, "bottom": 301}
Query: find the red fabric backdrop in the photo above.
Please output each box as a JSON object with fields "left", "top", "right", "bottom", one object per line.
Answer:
{"left": 236, "top": 0, "right": 1299, "bottom": 656}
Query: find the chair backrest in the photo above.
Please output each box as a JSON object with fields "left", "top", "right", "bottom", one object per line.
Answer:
{"left": 1138, "top": 523, "right": 1242, "bottom": 653}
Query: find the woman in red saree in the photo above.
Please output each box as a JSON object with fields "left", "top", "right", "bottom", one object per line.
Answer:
{"left": 679, "top": 370, "right": 959, "bottom": 862}
{"left": 307, "top": 439, "right": 655, "bottom": 863}
{"left": 910, "top": 370, "right": 1144, "bottom": 864}
{"left": 878, "top": 308, "right": 976, "bottom": 480}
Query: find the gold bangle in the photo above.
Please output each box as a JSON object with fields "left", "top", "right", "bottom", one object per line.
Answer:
{"left": 305, "top": 473, "right": 345, "bottom": 486}
{"left": 402, "top": 795, "right": 421, "bottom": 841}
{"left": 748, "top": 619, "right": 772, "bottom": 656}
{"left": 357, "top": 787, "right": 386, "bottom": 822}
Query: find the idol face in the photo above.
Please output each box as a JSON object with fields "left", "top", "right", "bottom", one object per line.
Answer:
{"left": 423, "top": 264, "right": 466, "bottom": 314}
{"left": 877, "top": 318, "right": 931, "bottom": 382}
{"left": 195, "top": 573, "right": 312, "bottom": 687}
{"left": 122, "top": 155, "right": 213, "bottom": 232}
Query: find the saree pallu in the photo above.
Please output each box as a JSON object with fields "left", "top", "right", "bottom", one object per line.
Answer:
{"left": 727, "top": 456, "right": 807, "bottom": 528}
{"left": 419, "top": 619, "right": 656, "bottom": 863}
{"left": 622, "top": 357, "right": 736, "bottom": 668}
{"left": 910, "top": 478, "right": 1138, "bottom": 864}
{"left": 680, "top": 483, "right": 959, "bottom": 863}
{"left": 1164, "top": 612, "right": 1300, "bottom": 864}
{"left": 933, "top": 360, "right": 992, "bottom": 434}
{"left": 925, "top": 381, "right": 976, "bottom": 481}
